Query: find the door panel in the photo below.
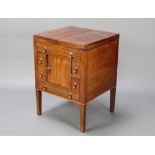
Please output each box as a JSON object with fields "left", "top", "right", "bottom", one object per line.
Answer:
{"left": 47, "top": 54, "right": 71, "bottom": 89}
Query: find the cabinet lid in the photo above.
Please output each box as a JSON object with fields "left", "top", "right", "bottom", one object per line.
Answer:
{"left": 35, "top": 26, "right": 119, "bottom": 50}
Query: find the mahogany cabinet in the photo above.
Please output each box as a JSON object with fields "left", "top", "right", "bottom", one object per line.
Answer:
{"left": 33, "top": 26, "right": 119, "bottom": 132}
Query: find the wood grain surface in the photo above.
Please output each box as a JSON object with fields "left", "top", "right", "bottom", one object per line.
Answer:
{"left": 34, "top": 26, "right": 119, "bottom": 132}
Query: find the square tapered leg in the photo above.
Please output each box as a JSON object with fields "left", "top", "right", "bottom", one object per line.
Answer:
{"left": 110, "top": 87, "right": 116, "bottom": 113}
{"left": 36, "top": 89, "right": 42, "bottom": 115}
{"left": 80, "top": 104, "right": 87, "bottom": 132}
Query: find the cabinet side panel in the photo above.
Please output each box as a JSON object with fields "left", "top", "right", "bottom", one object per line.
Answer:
{"left": 87, "top": 39, "right": 119, "bottom": 102}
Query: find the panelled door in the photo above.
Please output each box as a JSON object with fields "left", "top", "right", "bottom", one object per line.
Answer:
{"left": 45, "top": 53, "right": 71, "bottom": 90}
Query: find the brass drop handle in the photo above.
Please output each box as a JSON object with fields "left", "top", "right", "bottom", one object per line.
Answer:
{"left": 39, "top": 58, "right": 43, "bottom": 64}
{"left": 39, "top": 72, "right": 43, "bottom": 78}
{"left": 69, "top": 52, "right": 73, "bottom": 59}
{"left": 73, "top": 68, "right": 78, "bottom": 74}
{"left": 68, "top": 94, "right": 72, "bottom": 99}
{"left": 72, "top": 82, "right": 77, "bottom": 89}
{"left": 43, "top": 46, "right": 47, "bottom": 53}
{"left": 44, "top": 84, "right": 47, "bottom": 91}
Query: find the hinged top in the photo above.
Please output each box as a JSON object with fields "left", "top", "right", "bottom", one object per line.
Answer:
{"left": 34, "top": 26, "right": 119, "bottom": 50}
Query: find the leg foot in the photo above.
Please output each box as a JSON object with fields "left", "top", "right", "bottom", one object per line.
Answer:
{"left": 80, "top": 104, "right": 87, "bottom": 132}
{"left": 110, "top": 87, "right": 116, "bottom": 113}
{"left": 36, "top": 89, "right": 42, "bottom": 115}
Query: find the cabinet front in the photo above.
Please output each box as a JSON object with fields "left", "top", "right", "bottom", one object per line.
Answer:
{"left": 35, "top": 40, "right": 81, "bottom": 102}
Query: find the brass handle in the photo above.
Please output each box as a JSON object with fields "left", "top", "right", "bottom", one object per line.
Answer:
{"left": 39, "top": 72, "right": 43, "bottom": 78}
{"left": 43, "top": 47, "right": 47, "bottom": 53}
{"left": 72, "top": 82, "right": 77, "bottom": 89}
{"left": 39, "top": 58, "right": 43, "bottom": 64}
{"left": 73, "top": 68, "right": 77, "bottom": 74}
{"left": 68, "top": 94, "right": 72, "bottom": 99}
{"left": 69, "top": 52, "right": 73, "bottom": 59}
{"left": 44, "top": 84, "right": 47, "bottom": 91}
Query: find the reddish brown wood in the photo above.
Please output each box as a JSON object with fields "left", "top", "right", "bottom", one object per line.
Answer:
{"left": 86, "top": 39, "right": 118, "bottom": 102}
{"left": 34, "top": 26, "right": 119, "bottom": 50}
{"left": 35, "top": 26, "right": 91, "bottom": 43}
{"left": 47, "top": 54, "right": 71, "bottom": 89}
{"left": 36, "top": 89, "right": 42, "bottom": 115}
{"left": 60, "top": 29, "right": 119, "bottom": 50}
{"left": 34, "top": 26, "right": 119, "bottom": 132}
{"left": 80, "top": 104, "right": 87, "bottom": 132}
{"left": 110, "top": 87, "right": 116, "bottom": 112}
